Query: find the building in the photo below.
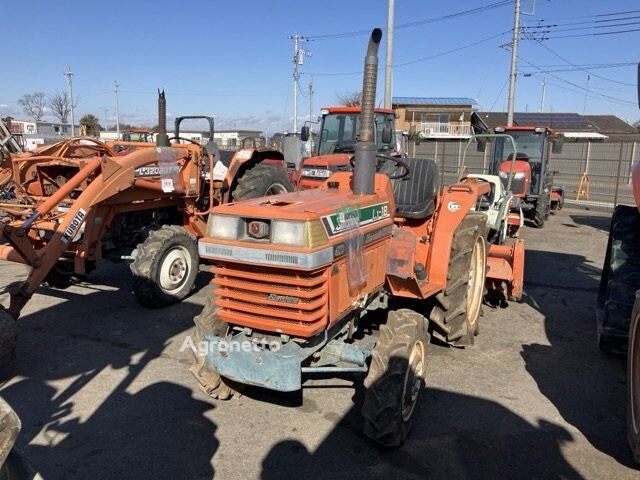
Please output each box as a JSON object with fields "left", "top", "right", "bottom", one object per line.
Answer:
{"left": 472, "top": 111, "right": 640, "bottom": 142}
{"left": 393, "top": 97, "right": 476, "bottom": 139}
{"left": 213, "top": 129, "right": 263, "bottom": 149}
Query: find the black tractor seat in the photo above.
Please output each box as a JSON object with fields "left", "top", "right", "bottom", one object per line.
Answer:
{"left": 380, "top": 157, "right": 439, "bottom": 219}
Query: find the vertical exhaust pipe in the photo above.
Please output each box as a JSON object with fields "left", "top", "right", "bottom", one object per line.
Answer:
{"left": 353, "top": 28, "right": 382, "bottom": 195}
{"left": 156, "top": 89, "right": 170, "bottom": 147}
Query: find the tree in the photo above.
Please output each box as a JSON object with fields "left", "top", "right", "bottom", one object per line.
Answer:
{"left": 18, "top": 92, "right": 46, "bottom": 121}
{"left": 335, "top": 91, "right": 361, "bottom": 107}
{"left": 80, "top": 114, "right": 102, "bottom": 136}
{"left": 49, "top": 90, "right": 73, "bottom": 124}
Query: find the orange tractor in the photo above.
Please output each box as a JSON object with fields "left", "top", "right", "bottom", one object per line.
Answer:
{"left": 0, "top": 92, "right": 293, "bottom": 369}
{"left": 190, "top": 29, "right": 524, "bottom": 446}
{"left": 298, "top": 106, "right": 397, "bottom": 189}
{"left": 484, "top": 125, "right": 564, "bottom": 228}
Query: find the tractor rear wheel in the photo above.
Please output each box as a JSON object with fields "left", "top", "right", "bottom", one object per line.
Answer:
{"left": 628, "top": 293, "right": 640, "bottom": 463}
{"left": 362, "top": 309, "right": 429, "bottom": 447}
{"left": 429, "top": 213, "right": 487, "bottom": 347}
{"left": 190, "top": 295, "right": 240, "bottom": 400}
{"left": 0, "top": 311, "right": 17, "bottom": 371}
{"left": 231, "top": 163, "right": 294, "bottom": 202}
{"left": 131, "top": 225, "right": 199, "bottom": 307}
{"left": 532, "top": 205, "right": 546, "bottom": 228}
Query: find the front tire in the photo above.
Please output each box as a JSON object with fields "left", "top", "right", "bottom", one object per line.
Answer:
{"left": 190, "top": 296, "right": 240, "bottom": 400}
{"left": 628, "top": 292, "right": 640, "bottom": 463}
{"left": 231, "top": 163, "right": 294, "bottom": 202}
{"left": 362, "top": 309, "right": 430, "bottom": 447}
{"left": 131, "top": 225, "right": 199, "bottom": 307}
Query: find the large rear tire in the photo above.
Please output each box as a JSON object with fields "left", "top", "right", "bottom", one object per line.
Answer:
{"left": 0, "top": 312, "right": 17, "bottom": 371}
{"left": 628, "top": 293, "right": 640, "bottom": 464}
{"left": 362, "top": 309, "right": 429, "bottom": 447}
{"left": 190, "top": 296, "right": 241, "bottom": 400}
{"left": 231, "top": 163, "right": 294, "bottom": 202}
{"left": 429, "top": 213, "right": 487, "bottom": 347}
{"left": 131, "top": 225, "right": 199, "bottom": 308}
{"left": 598, "top": 205, "right": 640, "bottom": 353}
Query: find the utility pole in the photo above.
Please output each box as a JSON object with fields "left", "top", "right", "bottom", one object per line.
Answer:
{"left": 308, "top": 77, "right": 314, "bottom": 127}
{"left": 582, "top": 74, "right": 591, "bottom": 114}
{"left": 64, "top": 66, "right": 75, "bottom": 136}
{"left": 289, "top": 34, "right": 310, "bottom": 133}
{"left": 114, "top": 80, "right": 121, "bottom": 140}
{"left": 506, "top": 0, "right": 521, "bottom": 126}
{"left": 384, "top": 0, "right": 395, "bottom": 109}
{"left": 540, "top": 77, "right": 546, "bottom": 112}
{"left": 104, "top": 108, "right": 109, "bottom": 132}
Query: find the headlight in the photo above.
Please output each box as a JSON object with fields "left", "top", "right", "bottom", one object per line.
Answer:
{"left": 208, "top": 214, "right": 241, "bottom": 240}
{"left": 499, "top": 171, "right": 508, "bottom": 178}
{"left": 271, "top": 220, "right": 305, "bottom": 246}
{"left": 514, "top": 172, "right": 525, "bottom": 180}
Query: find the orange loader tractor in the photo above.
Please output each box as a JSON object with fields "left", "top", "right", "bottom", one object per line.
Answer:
{"left": 0, "top": 92, "right": 293, "bottom": 369}
{"left": 190, "top": 29, "right": 524, "bottom": 446}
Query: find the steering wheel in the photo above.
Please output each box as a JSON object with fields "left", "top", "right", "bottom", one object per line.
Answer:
{"left": 168, "top": 136, "right": 201, "bottom": 146}
{"left": 377, "top": 154, "right": 410, "bottom": 180}
{"left": 347, "top": 154, "right": 410, "bottom": 180}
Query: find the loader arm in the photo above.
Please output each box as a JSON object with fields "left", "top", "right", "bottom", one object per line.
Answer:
{"left": 0, "top": 147, "right": 186, "bottom": 318}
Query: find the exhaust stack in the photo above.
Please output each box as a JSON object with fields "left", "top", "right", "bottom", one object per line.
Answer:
{"left": 353, "top": 28, "right": 383, "bottom": 195}
{"left": 156, "top": 89, "right": 170, "bottom": 147}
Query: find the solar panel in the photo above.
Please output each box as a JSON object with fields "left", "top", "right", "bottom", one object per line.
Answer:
{"left": 514, "top": 113, "right": 595, "bottom": 130}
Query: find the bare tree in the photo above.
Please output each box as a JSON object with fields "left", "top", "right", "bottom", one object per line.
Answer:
{"left": 335, "top": 91, "right": 362, "bottom": 107}
{"left": 18, "top": 92, "right": 46, "bottom": 122}
{"left": 49, "top": 90, "right": 72, "bottom": 124}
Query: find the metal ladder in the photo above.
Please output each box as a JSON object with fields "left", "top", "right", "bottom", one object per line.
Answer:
{"left": 0, "top": 120, "right": 23, "bottom": 154}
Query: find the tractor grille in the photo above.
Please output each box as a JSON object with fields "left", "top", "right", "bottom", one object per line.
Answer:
{"left": 510, "top": 177, "right": 527, "bottom": 195}
{"left": 211, "top": 263, "right": 329, "bottom": 338}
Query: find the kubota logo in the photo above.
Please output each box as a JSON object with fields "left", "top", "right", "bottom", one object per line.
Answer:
{"left": 267, "top": 293, "right": 300, "bottom": 304}
{"left": 447, "top": 201, "right": 461, "bottom": 212}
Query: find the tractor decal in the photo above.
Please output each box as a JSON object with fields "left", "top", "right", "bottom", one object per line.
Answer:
{"left": 321, "top": 202, "right": 390, "bottom": 237}
{"left": 61, "top": 208, "right": 86, "bottom": 244}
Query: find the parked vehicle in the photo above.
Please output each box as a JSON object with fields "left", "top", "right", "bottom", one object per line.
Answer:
{"left": 190, "top": 29, "right": 522, "bottom": 446}
{"left": 0, "top": 92, "right": 292, "bottom": 369}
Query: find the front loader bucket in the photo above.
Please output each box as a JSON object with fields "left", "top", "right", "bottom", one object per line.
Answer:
{"left": 486, "top": 240, "right": 525, "bottom": 302}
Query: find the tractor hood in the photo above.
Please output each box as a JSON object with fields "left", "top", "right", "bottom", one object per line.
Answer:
{"left": 499, "top": 160, "right": 531, "bottom": 196}
{"left": 298, "top": 153, "right": 352, "bottom": 189}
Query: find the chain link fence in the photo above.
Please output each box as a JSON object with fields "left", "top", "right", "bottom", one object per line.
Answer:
{"left": 406, "top": 139, "right": 639, "bottom": 209}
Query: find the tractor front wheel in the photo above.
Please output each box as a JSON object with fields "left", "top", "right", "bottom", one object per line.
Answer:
{"left": 362, "top": 309, "right": 429, "bottom": 447}
{"left": 131, "top": 225, "right": 199, "bottom": 307}
{"left": 628, "top": 293, "right": 640, "bottom": 463}
{"left": 231, "top": 163, "right": 294, "bottom": 202}
{"left": 190, "top": 296, "right": 241, "bottom": 400}
{"left": 0, "top": 311, "right": 17, "bottom": 371}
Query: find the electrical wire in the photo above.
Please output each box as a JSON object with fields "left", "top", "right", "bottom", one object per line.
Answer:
{"left": 308, "top": 30, "right": 510, "bottom": 77}
{"left": 532, "top": 39, "right": 636, "bottom": 87}
{"left": 306, "top": 0, "right": 512, "bottom": 41}
{"left": 518, "top": 56, "right": 636, "bottom": 107}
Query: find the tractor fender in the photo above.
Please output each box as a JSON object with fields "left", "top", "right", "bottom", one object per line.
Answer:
{"left": 223, "top": 149, "right": 286, "bottom": 202}
{"left": 429, "top": 184, "right": 487, "bottom": 285}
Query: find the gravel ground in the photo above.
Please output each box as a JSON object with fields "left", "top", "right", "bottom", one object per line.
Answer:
{"left": 0, "top": 206, "right": 637, "bottom": 479}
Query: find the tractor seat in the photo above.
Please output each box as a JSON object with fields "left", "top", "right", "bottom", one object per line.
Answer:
{"left": 380, "top": 157, "right": 439, "bottom": 219}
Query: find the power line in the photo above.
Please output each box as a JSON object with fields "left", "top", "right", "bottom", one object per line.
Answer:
{"left": 528, "top": 26, "right": 640, "bottom": 40}
{"left": 524, "top": 14, "right": 640, "bottom": 29}
{"left": 531, "top": 8, "right": 640, "bottom": 22}
{"left": 308, "top": 30, "right": 509, "bottom": 77}
{"left": 306, "top": 0, "right": 512, "bottom": 41}
{"left": 518, "top": 56, "right": 636, "bottom": 106}
{"left": 532, "top": 39, "right": 636, "bottom": 87}
{"left": 524, "top": 19, "right": 640, "bottom": 35}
